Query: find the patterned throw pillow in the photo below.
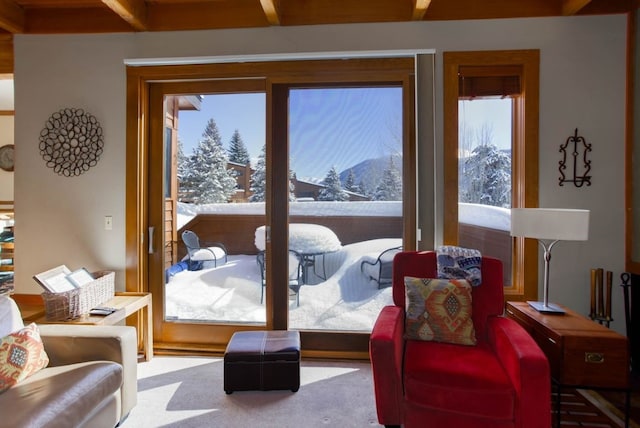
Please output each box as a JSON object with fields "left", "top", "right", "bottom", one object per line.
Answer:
{"left": 0, "top": 323, "right": 49, "bottom": 393}
{"left": 404, "top": 277, "right": 476, "bottom": 346}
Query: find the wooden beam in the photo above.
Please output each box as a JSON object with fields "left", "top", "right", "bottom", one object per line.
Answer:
{"left": 101, "top": 0, "right": 147, "bottom": 31}
{"left": 413, "top": 0, "right": 432, "bottom": 20}
{"left": 260, "top": 0, "right": 280, "bottom": 25}
{"left": 0, "top": 34, "right": 12, "bottom": 74}
{"left": 562, "top": 0, "right": 592, "bottom": 15}
{"left": 0, "top": 0, "right": 24, "bottom": 33}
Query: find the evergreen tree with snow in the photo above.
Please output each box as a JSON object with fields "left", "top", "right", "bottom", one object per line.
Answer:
{"left": 249, "top": 145, "right": 296, "bottom": 202}
{"left": 176, "top": 139, "right": 192, "bottom": 202}
{"left": 228, "top": 129, "right": 251, "bottom": 165}
{"left": 461, "top": 144, "right": 511, "bottom": 207}
{"left": 183, "top": 118, "right": 237, "bottom": 204}
{"left": 318, "top": 166, "right": 349, "bottom": 201}
{"left": 373, "top": 156, "right": 402, "bottom": 201}
{"left": 345, "top": 168, "right": 361, "bottom": 194}
{"left": 249, "top": 145, "right": 266, "bottom": 202}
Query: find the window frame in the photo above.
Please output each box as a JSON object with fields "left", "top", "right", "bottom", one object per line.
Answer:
{"left": 443, "top": 50, "right": 540, "bottom": 301}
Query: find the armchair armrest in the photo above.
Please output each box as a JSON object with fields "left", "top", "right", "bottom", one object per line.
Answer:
{"left": 37, "top": 324, "right": 138, "bottom": 420}
{"left": 370, "top": 305, "right": 405, "bottom": 425}
{"left": 487, "top": 316, "right": 550, "bottom": 427}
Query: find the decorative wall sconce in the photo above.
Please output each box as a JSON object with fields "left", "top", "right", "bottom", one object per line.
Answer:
{"left": 559, "top": 128, "right": 591, "bottom": 187}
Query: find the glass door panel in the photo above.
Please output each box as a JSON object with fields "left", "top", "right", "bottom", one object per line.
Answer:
{"left": 457, "top": 98, "right": 513, "bottom": 287}
{"left": 162, "top": 92, "right": 267, "bottom": 325}
{"left": 287, "top": 87, "right": 403, "bottom": 332}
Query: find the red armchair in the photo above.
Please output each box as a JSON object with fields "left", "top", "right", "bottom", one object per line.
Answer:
{"left": 370, "top": 251, "right": 550, "bottom": 428}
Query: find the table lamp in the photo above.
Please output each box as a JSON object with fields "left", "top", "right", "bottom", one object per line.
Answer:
{"left": 510, "top": 208, "right": 590, "bottom": 314}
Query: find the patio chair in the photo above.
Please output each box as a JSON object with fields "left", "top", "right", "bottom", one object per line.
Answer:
{"left": 256, "top": 250, "right": 303, "bottom": 306}
{"left": 181, "top": 230, "right": 228, "bottom": 270}
{"left": 360, "top": 246, "right": 402, "bottom": 289}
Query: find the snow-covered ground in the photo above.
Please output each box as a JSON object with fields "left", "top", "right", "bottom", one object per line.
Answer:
{"left": 165, "top": 238, "right": 401, "bottom": 331}
{"left": 168, "top": 201, "right": 509, "bottom": 330}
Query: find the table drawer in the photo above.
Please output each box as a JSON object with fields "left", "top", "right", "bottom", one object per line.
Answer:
{"left": 561, "top": 333, "right": 629, "bottom": 389}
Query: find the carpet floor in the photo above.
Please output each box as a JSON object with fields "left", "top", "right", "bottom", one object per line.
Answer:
{"left": 119, "top": 356, "right": 380, "bottom": 428}
{"left": 120, "top": 356, "right": 636, "bottom": 427}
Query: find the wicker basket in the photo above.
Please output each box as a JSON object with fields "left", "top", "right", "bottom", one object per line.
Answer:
{"left": 41, "top": 270, "right": 115, "bottom": 321}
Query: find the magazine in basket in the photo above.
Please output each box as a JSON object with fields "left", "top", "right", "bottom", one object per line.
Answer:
{"left": 34, "top": 265, "right": 115, "bottom": 320}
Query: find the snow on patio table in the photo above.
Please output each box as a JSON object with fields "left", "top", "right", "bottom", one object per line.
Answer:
{"left": 164, "top": 238, "right": 400, "bottom": 330}
{"left": 254, "top": 223, "right": 342, "bottom": 254}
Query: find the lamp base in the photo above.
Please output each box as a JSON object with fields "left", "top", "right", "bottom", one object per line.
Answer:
{"left": 527, "top": 301, "right": 565, "bottom": 315}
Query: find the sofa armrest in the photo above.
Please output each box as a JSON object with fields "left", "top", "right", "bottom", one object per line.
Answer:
{"left": 37, "top": 324, "right": 138, "bottom": 421}
{"left": 487, "top": 316, "right": 551, "bottom": 428}
{"left": 369, "top": 305, "right": 405, "bottom": 425}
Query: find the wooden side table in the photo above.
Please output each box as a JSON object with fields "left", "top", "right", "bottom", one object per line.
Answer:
{"left": 505, "top": 301, "right": 630, "bottom": 427}
{"left": 35, "top": 292, "right": 153, "bottom": 361}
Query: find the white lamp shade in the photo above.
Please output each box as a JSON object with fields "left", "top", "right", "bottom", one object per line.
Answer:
{"left": 510, "top": 208, "right": 590, "bottom": 241}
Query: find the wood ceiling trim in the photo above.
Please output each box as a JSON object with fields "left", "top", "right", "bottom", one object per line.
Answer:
{"left": 0, "top": 0, "right": 25, "bottom": 33}
{"left": 259, "top": 0, "right": 280, "bottom": 26}
{"left": 102, "top": 0, "right": 147, "bottom": 31}
{"left": 25, "top": 7, "right": 136, "bottom": 33}
{"left": 147, "top": 1, "right": 269, "bottom": 32}
{"left": 412, "top": 0, "right": 432, "bottom": 20}
{"left": 562, "top": 0, "right": 592, "bottom": 15}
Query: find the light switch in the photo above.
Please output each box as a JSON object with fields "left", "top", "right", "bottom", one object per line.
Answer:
{"left": 105, "top": 216, "right": 113, "bottom": 231}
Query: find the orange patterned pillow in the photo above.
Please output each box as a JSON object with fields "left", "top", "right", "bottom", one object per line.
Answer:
{"left": 0, "top": 323, "right": 49, "bottom": 393}
{"left": 404, "top": 277, "right": 476, "bottom": 345}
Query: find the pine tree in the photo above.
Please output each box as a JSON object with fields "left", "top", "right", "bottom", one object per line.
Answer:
{"left": 249, "top": 145, "right": 266, "bottom": 202}
{"left": 373, "top": 156, "right": 402, "bottom": 201}
{"left": 176, "top": 139, "right": 192, "bottom": 202}
{"left": 461, "top": 144, "right": 511, "bottom": 207}
{"left": 345, "top": 168, "right": 361, "bottom": 194}
{"left": 249, "top": 145, "right": 296, "bottom": 202}
{"left": 228, "top": 129, "right": 251, "bottom": 165}
{"left": 183, "top": 118, "right": 237, "bottom": 204}
{"left": 318, "top": 166, "right": 349, "bottom": 201}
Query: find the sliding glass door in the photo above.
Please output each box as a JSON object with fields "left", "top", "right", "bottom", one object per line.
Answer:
{"left": 132, "top": 57, "right": 415, "bottom": 356}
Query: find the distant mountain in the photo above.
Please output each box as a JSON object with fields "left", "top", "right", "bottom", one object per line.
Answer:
{"left": 339, "top": 154, "right": 402, "bottom": 196}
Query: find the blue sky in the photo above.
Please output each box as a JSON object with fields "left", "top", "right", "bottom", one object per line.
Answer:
{"left": 177, "top": 90, "right": 511, "bottom": 179}
{"left": 177, "top": 88, "right": 402, "bottom": 179}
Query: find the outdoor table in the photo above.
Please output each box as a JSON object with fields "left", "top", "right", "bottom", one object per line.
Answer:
{"left": 254, "top": 223, "right": 342, "bottom": 283}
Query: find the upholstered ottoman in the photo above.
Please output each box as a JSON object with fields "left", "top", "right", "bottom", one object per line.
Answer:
{"left": 224, "top": 330, "right": 300, "bottom": 394}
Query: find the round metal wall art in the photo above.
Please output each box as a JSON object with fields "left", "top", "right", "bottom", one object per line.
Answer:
{"left": 39, "top": 108, "right": 104, "bottom": 177}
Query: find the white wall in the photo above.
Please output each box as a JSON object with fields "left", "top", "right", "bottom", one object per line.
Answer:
{"left": 13, "top": 15, "right": 628, "bottom": 332}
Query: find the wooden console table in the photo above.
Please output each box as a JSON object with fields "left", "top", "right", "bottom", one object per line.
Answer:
{"left": 35, "top": 292, "right": 153, "bottom": 361}
{"left": 505, "top": 301, "right": 630, "bottom": 427}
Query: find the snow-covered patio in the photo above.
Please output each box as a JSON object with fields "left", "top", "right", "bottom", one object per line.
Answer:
{"left": 165, "top": 238, "right": 401, "bottom": 331}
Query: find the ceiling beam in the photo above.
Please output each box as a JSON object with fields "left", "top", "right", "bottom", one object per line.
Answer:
{"left": 0, "top": 0, "right": 24, "bottom": 33}
{"left": 259, "top": 0, "right": 280, "bottom": 25}
{"left": 412, "top": 0, "right": 432, "bottom": 20}
{"left": 101, "top": 0, "right": 147, "bottom": 31}
{"left": 562, "top": 0, "right": 592, "bottom": 15}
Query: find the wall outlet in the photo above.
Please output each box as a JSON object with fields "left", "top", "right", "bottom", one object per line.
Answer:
{"left": 105, "top": 216, "right": 113, "bottom": 231}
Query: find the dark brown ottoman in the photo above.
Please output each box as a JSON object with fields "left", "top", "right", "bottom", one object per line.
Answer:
{"left": 224, "top": 330, "right": 300, "bottom": 394}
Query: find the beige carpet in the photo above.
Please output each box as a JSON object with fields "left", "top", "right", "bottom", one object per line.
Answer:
{"left": 119, "top": 356, "right": 380, "bottom": 428}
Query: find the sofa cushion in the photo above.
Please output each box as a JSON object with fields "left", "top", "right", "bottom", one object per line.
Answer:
{"left": 0, "top": 296, "right": 23, "bottom": 338}
{"left": 0, "top": 323, "right": 49, "bottom": 393}
{"left": 404, "top": 339, "right": 515, "bottom": 420}
{"left": 0, "top": 361, "right": 123, "bottom": 428}
{"left": 404, "top": 277, "right": 476, "bottom": 345}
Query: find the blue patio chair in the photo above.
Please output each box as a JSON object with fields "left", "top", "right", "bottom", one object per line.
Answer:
{"left": 181, "top": 230, "right": 228, "bottom": 270}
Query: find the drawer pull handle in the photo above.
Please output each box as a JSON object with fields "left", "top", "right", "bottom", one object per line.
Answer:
{"left": 585, "top": 352, "right": 604, "bottom": 363}
{"left": 547, "top": 337, "right": 556, "bottom": 344}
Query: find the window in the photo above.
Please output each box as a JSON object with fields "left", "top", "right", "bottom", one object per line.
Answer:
{"left": 443, "top": 50, "right": 540, "bottom": 300}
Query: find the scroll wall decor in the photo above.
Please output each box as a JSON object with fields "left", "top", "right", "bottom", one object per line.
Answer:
{"left": 559, "top": 128, "right": 591, "bottom": 187}
{"left": 39, "top": 108, "right": 104, "bottom": 177}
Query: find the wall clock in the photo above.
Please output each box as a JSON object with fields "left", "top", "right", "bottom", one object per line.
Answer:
{"left": 39, "top": 108, "right": 104, "bottom": 177}
{"left": 0, "top": 144, "right": 14, "bottom": 172}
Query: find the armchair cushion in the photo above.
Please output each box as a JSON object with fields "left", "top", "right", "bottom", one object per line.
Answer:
{"left": 404, "top": 340, "right": 515, "bottom": 420}
{"left": 404, "top": 277, "right": 476, "bottom": 345}
{"left": 0, "top": 323, "right": 49, "bottom": 393}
